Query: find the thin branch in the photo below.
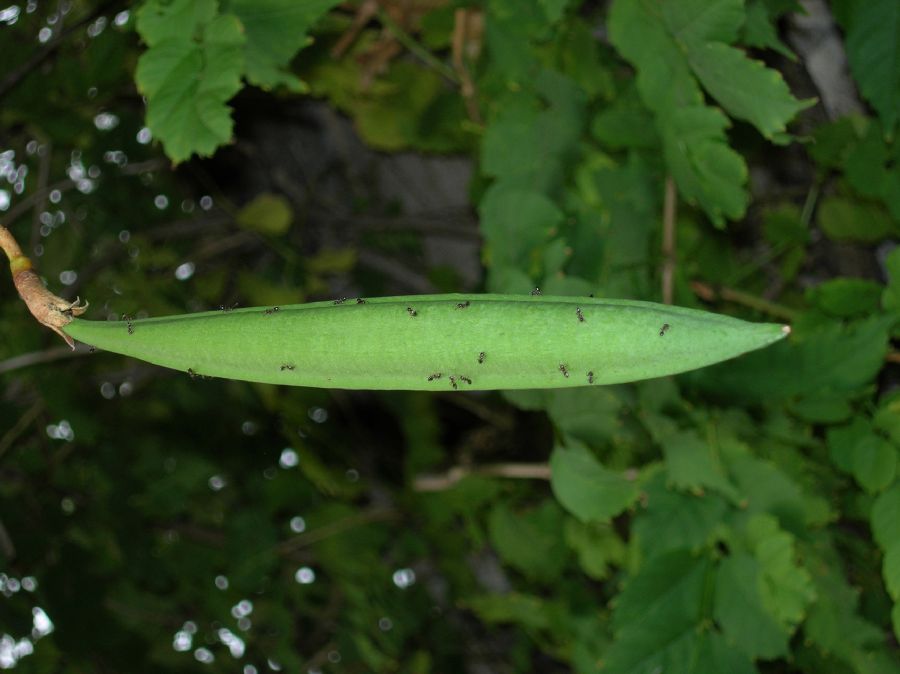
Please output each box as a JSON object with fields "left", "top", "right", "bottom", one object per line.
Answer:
{"left": 0, "top": 344, "right": 93, "bottom": 376}
{"left": 690, "top": 280, "right": 799, "bottom": 321}
{"left": 377, "top": 7, "right": 460, "bottom": 84}
{"left": 661, "top": 176, "right": 677, "bottom": 304}
{"left": 451, "top": 8, "right": 483, "bottom": 124}
{"left": 413, "top": 462, "right": 551, "bottom": 492}
{"left": 0, "top": 0, "right": 121, "bottom": 102}
{"left": 276, "top": 507, "right": 397, "bottom": 554}
{"left": 0, "top": 400, "right": 44, "bottom": 462}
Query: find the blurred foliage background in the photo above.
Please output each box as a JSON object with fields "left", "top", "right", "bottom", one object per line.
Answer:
{"left": 2, "top": 0, "right": 900, "bottom": 672}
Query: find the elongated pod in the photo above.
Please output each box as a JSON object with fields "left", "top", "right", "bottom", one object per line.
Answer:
{"left": 62, "top": 294, "right": 789, "bottom": 390}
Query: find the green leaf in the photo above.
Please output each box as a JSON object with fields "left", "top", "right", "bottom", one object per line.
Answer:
{"left": 135, "top": 11, "right": 246, "bottom": 162}
{"left": 660, "top": 105, "right": 749, "bottom": 225}
{"left": 488, "top": 500, "right": 568, "bottom": 580}
{"left": 807, "top": 278, "right": 883, "bottom": 318}
{"left": 714, "top": 553, "right": 789, "bottom": 659}
{"left": 742, "top": 0, "right": 796, "bottom": 60}
{"left": 564, "top": 520, "right": 627, "bottom": 580}
{"left": 550, "top": 444, "right": 639, "bottom": 522}
{"left": 745, "top": 514, "right": 816, "bottom": 629}
{"left": 224, "top": 0, "right": 339, "bottom": 92}
{"left": 884, "top": 543, "right": 900, "bottom": 601}
{"left": 688, "top": 43, "right": 811, "bottom": 138}
{"left": 843, "top": 0, "right": 900, "bottom": 135}
{"left": 818, "top": 196, "right": 899, "bottom": 243}
{"left": 236, "top": 193, "right": 294, "bottom": 235}
{"left": 464, "top": 593, "right": 554, "bottom": 631}
{"left": 478, "top": 185, "right": 562, "bottom": 267}
{"left": 546, "top": 387, "right": 624, "bottom": 447}
{"left": 632, "top": 473, "right": 728, "bottom": 559}
{"left": 871, "top": 482, "right": 900, "bottom": 550}
{"left": 135, "top": 0, "right": 218, "bottom": 45}
{"left": 605, "top": 550, "right": 755, "bottom": 674}
{"left": 662, "top": 430, "right": 740, "bottom": 501}
{"left": 852, "top": 433, "right": 898, "bottom": 493}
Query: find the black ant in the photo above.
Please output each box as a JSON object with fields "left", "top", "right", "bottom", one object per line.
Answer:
{"left": 407, "top": 307, "right": 417, "bottom": 317}
{"left": 659, "top": 323, "right": 670, "bottom": 337}
{"left": 559, "top": 364, "right": 569, "bottom": 378}
{"left": 264, "top": 306, "right": 280, "bottom": 315}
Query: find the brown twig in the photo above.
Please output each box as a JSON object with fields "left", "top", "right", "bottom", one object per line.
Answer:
{"left": 690, "top": 280, "right": 798, "bottom": 321}
{"left": 0, "top": 344, "right": 93, "bottom": 376}
{"left": 661, "top": 176, "right": 676, "bottom": 304}
{"left": 413, "top": 462, "right": 551, "bottom": 492}
{"left": 452, "top": 8, "right": 483, "bottom": 124}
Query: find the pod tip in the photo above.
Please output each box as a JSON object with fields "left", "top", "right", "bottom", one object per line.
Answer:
{"left": 781, "top": 324, "right": 792, "bottom": 335}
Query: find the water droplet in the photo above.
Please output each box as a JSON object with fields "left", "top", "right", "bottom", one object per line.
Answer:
{"left": 172, "top": 630, "right": 192, "bottom": 652}
{"left": 100, "top": 382, "right": 116, "bottom": 399}
{"left": 113, "top": 10, "right": 130, "bottom": 26}
{"left": 307, "top": 406, "right": 328, "bottom": 424}
{"left": 93, "top": 112, "right": 118, "bottom": 130}
{"left": 59, "top": 270, "right": 77, "bottom": 285}
{"left": 279, "top": 448, "right": 298, "bottom": 469}
{"left": 194, "top": 647, "right": 214, "bottom": 664}
{"left": 154, "top": 194, "right": 169, "bottom": 209}
{"left": 294, "top": 567, "right": 315, "bottom": 584}
{"left": 174, "top": 262, "right": 195, "bottom": 280}
{"left": 136, "top": 127, "right": 152, "bottom": 144}
{"left": 392, "top": 568, "right": 416, "bottom": 589}
{"left": 37, "top": 26, "right": 52, "bottom": 43}
{"left": 289, "top": 516, "right": 306, "bottom": 533}
{"left": 214, "top": 575, "right": 229, "bottom": 590}
{"left": 208, "top": 475, "right": 226, "bottom": 491}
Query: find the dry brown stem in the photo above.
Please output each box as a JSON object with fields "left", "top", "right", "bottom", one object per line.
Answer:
{"left": 1, "top": 223, "right": 87, "bottom": 348}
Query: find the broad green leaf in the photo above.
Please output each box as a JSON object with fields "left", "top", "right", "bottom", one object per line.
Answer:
{"left": 224, "top": 0, "right": 340, "bottom": 92}
{"left": 714, "top": 553, "right": 789, "bottom": 659}
{"left": 135, "top": 13, "right": 245, "bottom": 162}
{"left": 883, "top": 247, "right": 900, "bottom": 312}
{"left": 729, "top": 455, "right": 808, "bottom": 529}
{"left": 546, "top": 387, "right": 624, "bottom": 447}
{"left": 807, "top": 278, "right": 883, "bottom": 318}
{"left": 745, "top": 514, "right": 816, "bottom": 629}
{"left": 662, "top": 430, "right": 740, "bottom": 501}
{"left": 827, "top": 417, "right": 871, "bottom": 474}
{"left": 479, "top": 185, "right": 562, "bottom": 267}
{"left": 550, "top": 445, "right": 639, "bottom": 522}
{"left": 632, "top": 473, "right": 728, "bottom": 559}
{"left": 661, "top": 0, "right": 744, "bottom": 47}
{"left": 487, "top": 500, "right": 567, "bottom": 580}
{"left": 236, "top": 193, "right": 293, "bottom": 235}
{"left": 871, "top": 483, "right": 900, "bottom": 550}
{"left": 135, "top": 0, "right": 218, "bottom": 45}
{"left": 852, "top": 433, "right": 898, "bottom": 493}
{"left": 818, "top": 196, "right": 899, "bottom": 243}
{"left": 844, "top": 0, "right": 900, "bottom": 135}
{"left": 605, "top": 550, "right": 754, "bottom": 674}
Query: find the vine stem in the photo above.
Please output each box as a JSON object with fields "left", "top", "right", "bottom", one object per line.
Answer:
{"left": 1, "top": 222, "right": 87, "bottom": 347}
{"left": 690, "top": 279, "right": 798, "bottom": 321}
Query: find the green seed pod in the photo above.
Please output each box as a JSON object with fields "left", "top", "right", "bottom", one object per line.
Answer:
{"left": 62, "top": 294, "right": 789, "bottom": 391}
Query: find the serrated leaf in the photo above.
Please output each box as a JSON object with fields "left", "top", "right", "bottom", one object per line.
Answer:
{"left": 688, "top": 43, "right": 812, "bottom": 139}
{"left": 871, "top": 482, "right": 900, "bottom": 550}
{"left": 728, "top": 455, "right": 809, "bottom": 528}
{"left": 745, "top": 514, "right": 816, "bottom": 629}
{"left": 550, "top": 444, "right": 638, "bottom": 522}
{"left": 714, "top": 553, "right": 789, "bottom": 659}
{"left": 742, "top": 0, "right": 796, "bottom": 60}
{"left": 852, "top": 433, "right": 898, "bottom": 493}
{"left": 546, "top": 387, "right": 624, "bottom": 447}
{"left": 135, "top": 13, "right": 245, "bottom": 162}
{"left": 224, "top": 0, "right": 339, "bottom": 92}
{"left": 236, "top": 193, "right": 293, "bottom": 235}
{"left": 605, "top": 550, "right": 755, "bottom": 674}
{"left": 487, "top": 500, "right": 567, "bottom": 580}
{"left": 844, "top": 0, "right": 900, "bottom": 135}
{"left": 660, "top": 105, "right": 749, "bottom": 225}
